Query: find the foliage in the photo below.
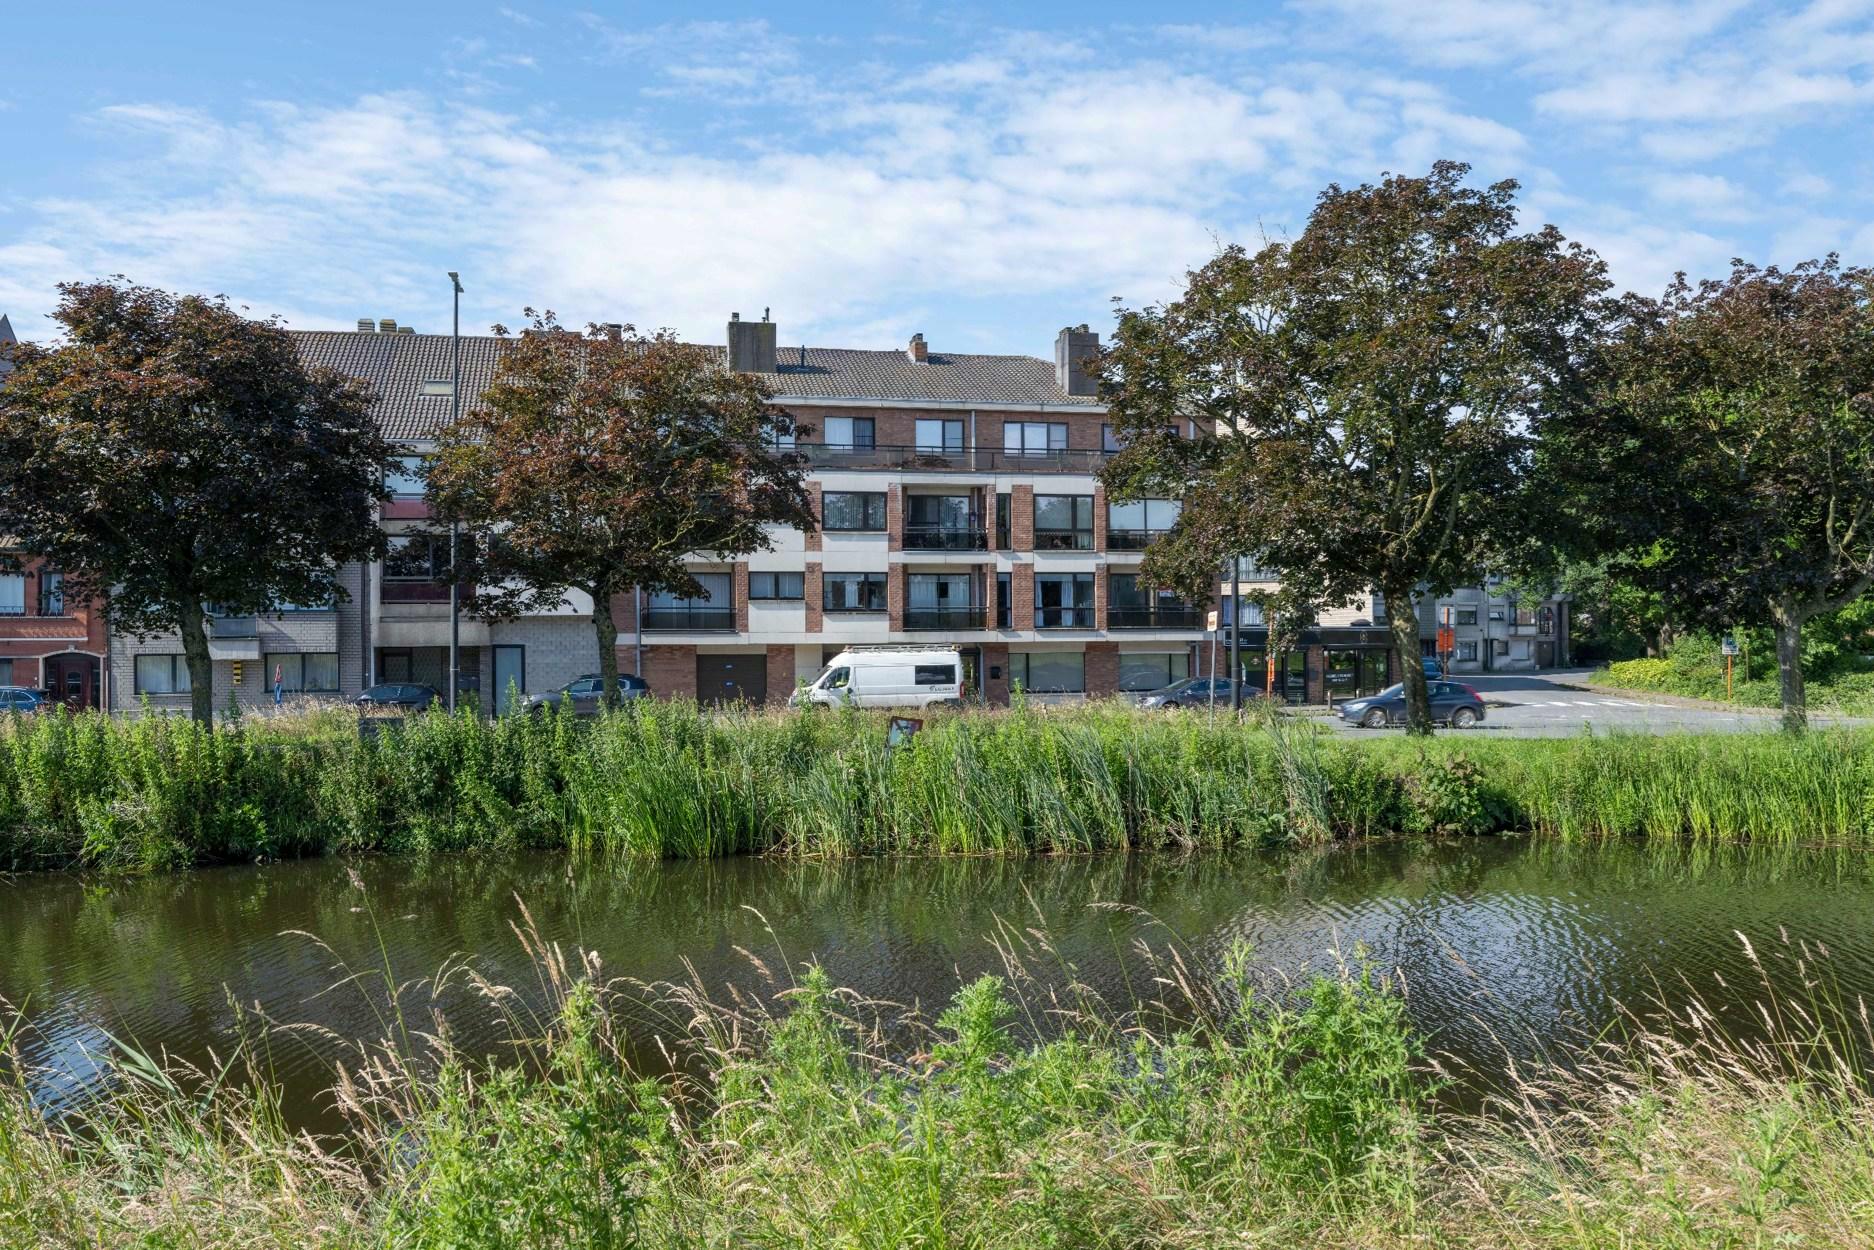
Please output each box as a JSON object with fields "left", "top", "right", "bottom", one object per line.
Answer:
{"left": 1098, "top": 161, "right": 1609, "bottom": 735}
{"left": 0, "top": 279, "right": 396, "bottom": 725}
{"left": 1594, "top": 629, "right": 1874, "bottom": 714}
{"left": 427, "top": 313, "right": 814, "bottom": 708}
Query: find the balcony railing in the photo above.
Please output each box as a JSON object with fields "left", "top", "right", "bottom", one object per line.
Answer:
{"left": 904, "top": 607, "right": 986, "bottom": 630}
{"left": 204, "top": 614, "right": 259, "bottom": 639}
{"left": 382, "top": 580, "right": 453, "bottom": 604}
{"left": 1106, "top": 529, "right": 1171, "bottom": 551}
{"left": 798, "top": 443, "right": 1114, "bottom": 474}
{"left": 1033, "top": 529, "right": 1094, "bottom": 551}
{"left": 643, "top": 606, "right": 736, "bottom": 631}
{"left": 1035, "top": 606, "right": 1095, "bottom": 629}
{"left": 902, "top": 524, "right": 988, "bottom": 551}
{"left": 1109, "top": 604, "right": 1203, "bottom": 630}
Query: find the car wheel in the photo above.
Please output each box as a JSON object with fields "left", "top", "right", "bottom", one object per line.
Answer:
{"left": 1451, "top": 707, "right": 1479, "bottom": 729}
{"left": 1360, "top": 709, "right": 1386, "bottom": 729}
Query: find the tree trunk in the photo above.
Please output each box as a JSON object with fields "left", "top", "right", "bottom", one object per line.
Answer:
{"left": 1772, "top": 604, "right": 1807, "bottom": 735}
{"left": 1386, "top": 585, "right": 1434, "bottom": 737}
{"left": 593, "top": 587, "right": 622, "bottom": 711}
{"left": 177, "top": 593, "right": 215, "bottom": 727}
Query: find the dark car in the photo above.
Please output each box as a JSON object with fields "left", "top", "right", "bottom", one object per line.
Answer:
{"left": 1137, "top": 677, "right": 1257, "bottom": 709}
{"left": 1422, "top": 658, "right": 1445, "bottom": 679}
{"left": 523, "top": 673, "right": 650, "bottom": 717}
{"left": 0, "top": 687, "right": 54, "bottom": 716}
{"left": 1336, "top": 680, "right": 1484, "bottom": 729}
{"left": 355, "top": 682, "right": 444, "bottom": 710}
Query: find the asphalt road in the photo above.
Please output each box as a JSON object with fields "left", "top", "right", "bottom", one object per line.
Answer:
{"left": 1321, "top": 669, "right": 1867, "bottom": 737}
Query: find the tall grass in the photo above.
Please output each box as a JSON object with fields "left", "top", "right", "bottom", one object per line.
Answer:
{"left": 5, "top": 910, "right": 1872, "bottom": 1247}
{"left": 5, "top": 702, "right": 1874, "bottom": 872}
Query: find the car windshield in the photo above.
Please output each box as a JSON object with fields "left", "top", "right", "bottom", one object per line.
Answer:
{"left": 1374, "top": 683, "right": 1404, "bottom": 699}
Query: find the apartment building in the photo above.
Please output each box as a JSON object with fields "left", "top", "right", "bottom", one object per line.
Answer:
{"left": 0, "top": 551, "right": 109, "bottom": 709}
{"left": 1416, "top": 584, "right": 1570, "bottom": 672}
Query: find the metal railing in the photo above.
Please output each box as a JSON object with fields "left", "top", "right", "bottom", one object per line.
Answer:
{"left": 903, "top": 607, "right": 986, "bottom": 630}
{"left": 1106, "top": 529, "right": 1171, "bottom": 551}
{"left": 204, "top": 614, "right": 259, "bottom": 639}
{"left": 798, "top": 443, "right": 1114, "bottom": 473}
{"left": 1033, "top": 529, "right": 1094, "bottom": 551}
{"left": 1035, "top": 606, "right": 1095, "bottom": 628}
{"left": 381, "top": 581, "right": 453, "bottom": 604}
{"left": 902, "top": 524, "right": 988, "bottom": 550}
{"left": 1108, "top": 605, "right": 1202, "bottom": 629}
{"left": 642, "top": 606, "right": 737, "bottom": 631}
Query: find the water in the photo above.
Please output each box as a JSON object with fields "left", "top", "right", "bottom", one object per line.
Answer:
{"left": 5, "top": 838, "right": 1874, "bottom": 1130}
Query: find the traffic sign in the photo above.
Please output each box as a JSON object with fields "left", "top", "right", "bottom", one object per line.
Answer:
{"left": 1720, "top": 636, "right": 1740, "bottom": 656}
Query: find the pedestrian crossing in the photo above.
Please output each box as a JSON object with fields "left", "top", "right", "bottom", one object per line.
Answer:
{"left": 1513, "top": 698, "right": 1667, "bottom": 709}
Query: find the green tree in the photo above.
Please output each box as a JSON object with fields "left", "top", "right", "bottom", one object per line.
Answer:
{"left": 1547, "top": 257, "right": 1874, "bottom": 732}
{"left": 1099, "top": 162, "right": 1608, "bottom": 733}
{"left": 426, "top": 314, "right": 814, "bottom": 710}
{"left": 0, "top": 280, "right": 394, "bottom": 725}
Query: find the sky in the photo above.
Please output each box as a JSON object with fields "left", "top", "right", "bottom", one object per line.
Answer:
{"left": 3, "top": 1, "right": 1872, "bottom": 357}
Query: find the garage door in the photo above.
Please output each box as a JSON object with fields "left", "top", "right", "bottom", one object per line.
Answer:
{"left": 696, "top": 653, "right": 767, "bottom": 706}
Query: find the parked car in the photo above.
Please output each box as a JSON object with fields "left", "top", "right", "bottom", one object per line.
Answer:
{"left": 1137, "top": 677, "right": 1256, "bottom": 709}
{"left": 1422, "top": 658, "right": 1445, "bottom": 679}
{"left": 0, "top": 687, "right": 54, "bottom": 715}
{"left": 1336, "top": 680, "right": 1484, "bottom": 728}
{"left": 524, "top": 673, "right": 650, "bottom": 716}
{"left": 355, "top": 683, "right": 444, "bottom": 711}
{"left": 789, "top": 647, "right": 964, "bottom": 710}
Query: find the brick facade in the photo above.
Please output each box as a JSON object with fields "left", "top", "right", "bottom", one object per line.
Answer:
{"left": 1008, "top": 568, "right": 1035, "bottom": 631}
{"left": 1085, "top": 642, "right": 1119, "bottom": 697}
{"left": 804, "top": 563, "right": 823, "bottom": 632}
{"left": 982, "top": 643, "right": 1010, "bottom": 705}
{"left": 0, "top": 554, "right": 110, "bottom": 709}
{"left": 887, "top": 565, "right": 905, "bottom": 631}
{"left": 733, "top": 562, "right": 751, "bottom": 633}
{"left": 886, "top": 484, "right": 902, "bottom": 552}
{"left": 765, "top": 644, "right": 797, "bottom": 704}
{"left": 804, "top": 484, "right": 823, "bottom": 552}
{"left": 1011, "top": 485, "right": 1035, "bottom": 550}
{"left": 640, "top": 644, "right": 698, "bottom": 699}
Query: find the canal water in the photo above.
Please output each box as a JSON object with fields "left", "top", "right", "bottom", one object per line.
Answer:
{"left": 5, "top": 837, "right": 1873, "bottom": 1130}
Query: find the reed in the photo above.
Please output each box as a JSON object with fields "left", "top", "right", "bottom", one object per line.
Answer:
{"left": 4, "top": 703, "right": 1874, "bottom": 872}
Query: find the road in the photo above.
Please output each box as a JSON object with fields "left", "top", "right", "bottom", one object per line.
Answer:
{"left": 1321, "top": 668, "right": 1869, "bottom": 737}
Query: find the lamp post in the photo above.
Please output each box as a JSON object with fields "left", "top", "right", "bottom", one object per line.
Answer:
{"left": 1229, "top": 557, "right": 1242, "bottom": 712}
{"left": 447, "top": 271, "right": 464, "bottom": 713}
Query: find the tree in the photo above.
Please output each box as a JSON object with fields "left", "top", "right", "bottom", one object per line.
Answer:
{"left": 426, "top": 313, "right": 814, "bottom": 710}
{"left": 1546, "top": 257, "right": 1874, "bottom": 732}
{"left": 1099, "top": 162, "right": 1608, "bottom": 733}
{"left": 0, "top": 280, "right": 394, "bottom": 725}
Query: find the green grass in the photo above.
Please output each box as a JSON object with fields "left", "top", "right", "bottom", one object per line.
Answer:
{"left": 6, "top": 700, "right": 1874, "bottom": 871}
{"left": 1593, "top": 638, "right": 1874, "bottom": 714}
{"left": 6, "top": 918, "right": 1872, "bottom": 1248}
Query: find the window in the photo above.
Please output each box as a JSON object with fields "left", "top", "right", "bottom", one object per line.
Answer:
{"left": 995, "top": 493, "right": 1011, "bottom": 548}
{"left": 1455, "top": 641, "right": 1479, "bottom": 662}
{"left": 1102, "top": 424, "right": 1123, "bottom": 453}
{"left": 379, "top": 650, "right": 414, "bottom": 681}
{"left": 822, "top": 491, "right": 887, "bottom": 531}
{"left": 649, "top": 572, "right": 730, "bottom": 608}
{"left": 1455, "top": 607, "right": 1478, "bottom": 626}
{"left": 385, "top": 455, "right": 428, "bottom": 498}
{"left": 1538, "top": 605, "right": 1556, "bottom": 636}
{"left": 766, "top": 425, "right": 796, "bottom": 450}
{"left": 996, "top": 572, "right": 1011, "bottom": 629}
{"left": 265, "top": 652, "right": 340, "bottom": 693}
{"left": 823, "top": 416, "right": 876, "bottom": 449}
{"left": 0, "top": 659, "right": 12, "bottom": 686}
{"left": 1120, "top": 652, "right": 1189, "bottom": 692}
{"left": 915, "top": 419, "right": 964, "bottom": 454}
{"left": 135, "top": 655, "right": 191, "bottom": 694}
{"left": 1372, "top": 592, "right": 1387, "bottom": 621}
{"left": 823, "top": 573, "right": 887, "bottom": 612}
{"left": 823, "top": 666, "right": 851, "bottom": 690}
{"left": 0, "top": 575, "right": 22, "bottom": 616}
{"left": 1035, "top": 572, "right": 1094, "bottom": 627}
{"left": 1010, "top": 651, "right": 1085, "bottom": 693}
{"left": 1003, "top": 421, "right": 1067, "bottom": 455}
{"left": 36, "top": 572, "right": 64, "bottom": 616}
{"left": 384, "top": 534, "right": 449, "bottom": 580}
{"left": 1033, "top": 495, "right": 1094, "bottom": 549}
{"left": 419, "top": 380, "right": 454, "bottom": 397}
{"left": 914, "top": 664, "right": 957, "bottom": 686}
{"left": 1516, "top": 603, "right": 1538, "bottom": 627}
{"left": 1107, "top": 499, "right": 1181, "bottom": 547}
{"left": 748, "top": 571, "right": 804, "bottom": 600}
{"left": 1494, "top": 639, "right": 1509, "bottom": 656}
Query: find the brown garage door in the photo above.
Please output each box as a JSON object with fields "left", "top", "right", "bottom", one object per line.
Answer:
{"left": 696, "top": 653, "right": 767, "bottom": 706}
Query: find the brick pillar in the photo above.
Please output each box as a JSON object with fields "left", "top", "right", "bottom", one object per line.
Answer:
{"left": 887, "top": 484, "right": 903, "bottom": 552}
{"left": 1304, "top": 644, "right": 1326, "bottom": 704}
{"left": 1085, "top": 642, "right": 1119, "bottom": 698}
{"left": 1009, "top": 567, "right": 1034, "bottom": 631}
{"left": 983, "top": 564, "right": 998, "bottom": 629}
{"left": 804, "top": 563, "right": 823, "bottom": 633}
{"left": 983, "top": 642, "right": 1011, "bottom": 706}
{"left": 733, "top": 562, "right": 750, "bottom": 633}
{"left": 805, "top": 483, "right": 823, "bottom": 552}
{"left": 1094, "top": 567, "right": 1108, "bottom": 630}
{"left": 1012, "top": 485, "right": 1034, "bottom": 551}
{"left": 765, "top": 643, "right": 796, "bottom": 705}
{"left": 888, "top": 565, "right": 905, "bottom": 631}
{"left": 642, "top": 645, "right": 697, "bottom": 699}
{"left": 1092, "top": 484, "right": 1108, "bottom": 552}
{"left": 992, "top": 491, "right": 1009, "bottom": 552}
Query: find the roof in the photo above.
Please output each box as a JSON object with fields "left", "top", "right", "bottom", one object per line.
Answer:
{"left": 289, "top": 329, "right": 1099, "bottom": 443}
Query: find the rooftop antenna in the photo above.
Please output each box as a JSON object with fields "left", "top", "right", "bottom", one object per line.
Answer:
{"left": 763, "top": 306, "right": 770, "bottom": 321}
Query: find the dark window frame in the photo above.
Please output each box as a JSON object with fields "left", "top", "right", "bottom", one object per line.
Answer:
{"left": 748, "top": 571, "right": 805, "bottom": 600}
{"left": 821, "top": 491, "right": 889, "bottom": 532}
{"left": 822, "top": 572, "right": 889, "bottom": 613}
{"left": 133, "top": 654, "right": 192, "bottom": 695}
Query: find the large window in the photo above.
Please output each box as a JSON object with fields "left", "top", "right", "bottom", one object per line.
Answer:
{"left": 906, "top": 573, "right": 977, "bottom": 628}
{"left": 135, "top": 655, "right": 191, "bottom": 694}
{"left": 1010, "top": 651, "right": 1085, "bottom": 693}
{"left": 385, "top": 455, "right": 428, "bottom": 499}
{"left": 996, "top": 572, "right": 1011, "bottom": 629}
{"left": 905, "top": 495, "right": 981, "bottom": 549}
{"left": 1120, "top": 652, "right": 1189, "bottom": 692}
{"left": 822, "top": 491, "right": 888, "bottom": 532}
{"left": 1106, "top": 499, "right": 1181, "bottom": 549}
{"left": 265, "top": 652, "right": 340, "bottom": 693}
{"left": 748, "top": 571, "right": 804, "bottom": 600}
{"left": 0, "top": 659, "right": 12, "bottom": 685}
{"left": 1033, "top": 495, "right": 1094, "bottom": 550}
{"left": 1455, "top": 640, "right": 1479, "bottom": 662}
{"left": 384, "top": 534, "right": 451, "bottom": 581}
{"left": 0, "top": 575, "right": 22, "bottom": 616}
{"left": 38, "top": 572, "right": 64, "bottom": 616}
{"left": 1455, "top": 607, "right": 1478, "bottom": 626}
{"left": 1003, "top": 421, "right": 1067, "bottom": 456}
{"left": 1110, "top": 574, "right": 1195, "bottom": 628}
{"left": 646, "top": 572, "right": 734, "bottom": 629}
{"left": 1035, "top": 572, "right": 1094, "bottom": 627}
{"left": 823, "top": 416, "right": 876, "bottom": 449}
{"left": 823, "top": 573, "right": 887, "bottom": 613}
{"left": 915, "top": 418, "right": 964, "bottom": 454}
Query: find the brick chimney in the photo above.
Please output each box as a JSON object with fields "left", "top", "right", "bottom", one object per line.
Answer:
{"left": 379, "top": 318, "right": 398, "bottom": 334}
{"left": 727, "top": 309, "right": 778, "bottom": 373}
{"left": 1053, "top": 324, "right": 1100, "bottom": 397}
{"left": 907, "top": 332, "right": 928, "bottom": 363}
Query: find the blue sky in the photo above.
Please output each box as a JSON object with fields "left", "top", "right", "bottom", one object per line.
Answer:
{"left": 4, "top": 1, "right": 1872, "bottom": 356}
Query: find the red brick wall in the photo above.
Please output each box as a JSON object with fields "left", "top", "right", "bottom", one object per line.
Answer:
{"left": 733, "top": 563, "right": 750, "bottom": 632}
{"left": 638, "top": 644, "right": 697, "bottom": 699}
{"left": 805, "top": 483, "right": 823, "bottom": 552}
{"left": 1011, "top": 485, "right": 1034, "bottom": 551}
{"left": 1008, "top": 567, "right": 1034, "bottom": 631}
{"left": 983, "top": 565, "right": 999, "bottom": 627}
{"left": 765, "top": 644, "right": 797, "bottom": 704}
{"left": 982, "top": 643, "right": 1010, "bottom": 706}
{"left": 1085, "top": 642, "right": 1119, "bottom": 697}
{"left": 1092, "top": 484, "right": 1108, "bottom": 552}
{"left": 887, "top": 565, "right": 905, "bottom": 631}
{"left": 804, "top": 563, "right": 823, "bottom": 632}
{"left": 1094, "top": 568, "right": 1109, "bottom": 629}
{"left": 886, "top": 484, "right": 903, "bottom": 552}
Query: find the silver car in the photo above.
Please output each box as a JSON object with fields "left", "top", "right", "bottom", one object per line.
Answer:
{"left": 523, "top": 673, "right": 650, "bottom": 716}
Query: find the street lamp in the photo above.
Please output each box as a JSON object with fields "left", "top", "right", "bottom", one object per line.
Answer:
{"left": 448, "top": 271, "right": 463, "bottom": 713}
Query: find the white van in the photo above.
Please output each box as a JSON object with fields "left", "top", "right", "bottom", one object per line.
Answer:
{"left": 788, "top": 646, "right": 967, "bottom": 710}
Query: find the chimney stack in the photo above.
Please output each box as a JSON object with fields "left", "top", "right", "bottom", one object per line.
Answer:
{"left": 907, "top": 332, "right": 928, "bottom": 363}
{"left": 726, "top": 309, "right": 778, "bottom": 373}
{"left": 356, "top": 317, "right": 375, "bottom": 333}
{"left": 1054, "top": 324, "right": 1100, "bottom": 397}
{"left": 378, "top": 318, "right": 398, "bottom": 334}
{"left": 604, "top": 322, "right": 623, "bottom": 342}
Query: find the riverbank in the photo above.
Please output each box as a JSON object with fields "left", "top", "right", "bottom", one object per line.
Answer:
{"left": 5, "top": 938, "right": 1870, "bottom": 1247}
{"left": 1594, "top": 650, "right": 1874, "bottom": 715}
{"left": 5, "top": 702, "right": 1873, "bottom": 871}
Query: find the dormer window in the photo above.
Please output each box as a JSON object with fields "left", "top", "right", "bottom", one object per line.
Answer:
{"left": 419, "top": 380, "right": 454, "bottom": 397}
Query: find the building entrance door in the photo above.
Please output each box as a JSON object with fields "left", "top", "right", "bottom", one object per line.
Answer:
{"left": 45, "top": 653, "right": 101, "bottom": 710}
{"left": 697, "top": 653, "right": 767, "bottom": 706}
{"left": 1324, "top": 649, "right": 1389, "bottom": 701}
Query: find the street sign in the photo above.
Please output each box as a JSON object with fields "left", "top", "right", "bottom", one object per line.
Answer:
{"left": 1205, "top": 608, "right": 1220, "bottom": 632}
{"left": 1721, "top": 636, "right": 1740, "bottom": 656}
{"left": 1436, "top": 626, "right": 1455, "bottom": 654}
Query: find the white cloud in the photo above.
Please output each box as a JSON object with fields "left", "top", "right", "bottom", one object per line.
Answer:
{"left": 1643, "top": 171, "right": 1758, "bottom": 222}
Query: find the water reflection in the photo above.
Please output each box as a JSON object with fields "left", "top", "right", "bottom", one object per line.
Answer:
{"left": 4, "top": 838, "right": 1872, "bottom": 1129}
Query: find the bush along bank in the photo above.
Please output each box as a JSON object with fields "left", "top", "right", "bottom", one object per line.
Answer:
{"left": 1594, "top": 632, "right": 1874, "bottom": 713}
{"left": 4, "top": 701, "right": 1874, "bottom": 872}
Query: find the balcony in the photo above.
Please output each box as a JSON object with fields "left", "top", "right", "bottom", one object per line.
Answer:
{"left": 904, "top": 607, "right": 986, "bottom": 630}
{"left": 1106, "top": 529, "right": 1171, "bottom": 551}
{"left": 643, "top": 606, "right": 736, "bottom": 631}
{"left": 382, "top": 580, "right": 453, "bottom": 604}
{"left": 1033, "top": 529, "right": 1094, "bottom": 551}
{"left": 1109, "top": 604, "right": 1203, "bottom": 630}
{"left": 1035, "top": 606, "right": 1096, "bottom": 629}
{"left": 798, "top": 443, "right": 1114, "bottom": 474}
{"left": 902, "top": 524, "right": 988, "bottom": 551}
{"left": 204, "top": 614, "right": 259, "bottom": 639}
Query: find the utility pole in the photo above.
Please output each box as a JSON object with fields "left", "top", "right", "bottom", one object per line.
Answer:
{"left": 447, "top": 271, "right": 464, "bottom": 714}
{"left": 1229, "top": 557, "right": 1242, "bottom": 712}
